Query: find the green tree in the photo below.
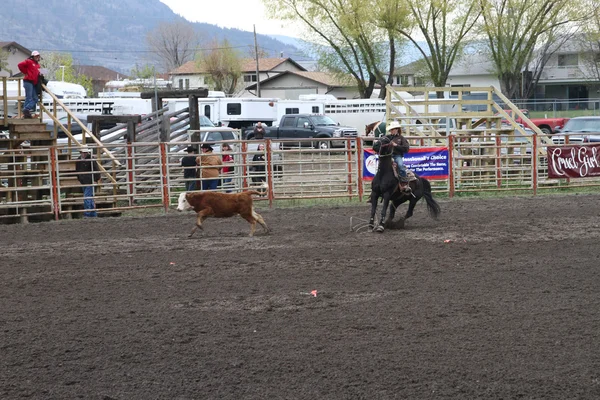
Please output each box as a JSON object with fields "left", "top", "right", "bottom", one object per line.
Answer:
{"left": 479, "top": 0, "right": 581, "bottom": 99}
{"left": 41, "top": 52, "right": 94, "bottom": 96}
{"left": 131, "top": 64, "right": 157, "bottom": 80}
{"left": 578, "top": 4, "right": 600, "bottom": 82}
{"left": 264, "top": 0, "right": 407, "bottom": 99}
{"left": 196, "top": 39, "right": 242, "bottom": 95}
{"left": 394, "top": 0, "right": 481, "bottom": 97}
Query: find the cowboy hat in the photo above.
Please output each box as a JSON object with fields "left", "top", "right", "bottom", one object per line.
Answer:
{"left": 386, "top": 120, "right": 402, "bottom": 132}
{"left": 200, "top": 143, "right": 214, "bottom": 151}
{"left": 80, "top": 146, "right": 91, "bottom": 153}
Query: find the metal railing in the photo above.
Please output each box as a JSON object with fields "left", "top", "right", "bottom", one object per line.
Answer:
{"left": 2, "top": 135, "right": 600, "bottom": 222}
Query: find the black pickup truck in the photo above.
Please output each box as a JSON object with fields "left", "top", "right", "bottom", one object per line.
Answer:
{"left": 245, "top": 114, "right": 358, "bottom": 149}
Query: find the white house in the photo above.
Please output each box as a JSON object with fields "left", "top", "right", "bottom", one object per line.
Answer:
{"left": 392, "top": 52, "right": 501, "bottom": 93}
{"left": 536, "top": 37, "right": 600, "bottom": 101}
{"left": 243, "top": 70, "right": 360, "bottom": 99}
{"left": 169, "top": 57, "right": 306, "bottom": 93}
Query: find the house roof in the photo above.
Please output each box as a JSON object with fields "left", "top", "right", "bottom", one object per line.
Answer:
{"left": 245, "top": 70, "right": 354, "bottom": 89}
{"left": 0, "top": 41, "right": 32, "bottom": 55}
{"left": 170, "top": 57, "right": 306, "bottom": 75}
{"left": 73, "top": 65, "right": 126, "bottom": 81}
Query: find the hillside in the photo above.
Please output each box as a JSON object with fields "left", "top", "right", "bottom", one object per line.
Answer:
{"left": 0, "top": 0, "right": 306, "bottom": 73}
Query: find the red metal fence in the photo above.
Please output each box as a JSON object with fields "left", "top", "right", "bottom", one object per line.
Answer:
{"left": 1, "top": 135, "right": 599, "bottom": 222}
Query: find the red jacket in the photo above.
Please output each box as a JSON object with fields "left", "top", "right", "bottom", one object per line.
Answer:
{"left": 17, "top": 59, "right": 41, "bottom": 84}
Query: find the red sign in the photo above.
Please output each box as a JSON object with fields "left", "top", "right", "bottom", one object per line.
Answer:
{"left": 547, "top": 145, "right": 600, "bottom": 178}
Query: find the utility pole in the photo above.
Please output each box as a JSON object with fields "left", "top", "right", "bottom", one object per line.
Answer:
{"left": 253, "top": 24, "right": 261, "bottom": 98}
{"left": 60, "top": 66, "right": 65, "bottom": 81}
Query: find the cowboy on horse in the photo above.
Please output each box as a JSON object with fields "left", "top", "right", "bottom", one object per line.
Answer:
{"left": 382, "top": 120, "right": 411, "bottom": 192}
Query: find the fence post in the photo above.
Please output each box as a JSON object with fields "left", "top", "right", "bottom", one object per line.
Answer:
{"left": 356, "top": 138, "right": 363, "bottom": 202}
{"left": 126, "top": 143, "right": 135, "bottom": 206}
{"left": 241, "top": 141, "right": 249, "bottom": 190}
{"left": 346, "top": 138, "right": 353, "bottom": 198}
{"left": 532, "top": 132, "right": 538, "bottom": 195}
{"left": 448, "top": 134, "right": 455, "bottom": 198}
{"left": 265, "top": 139, "right": 274, "bottom": 207}
{"left": 50, "top": 147, "right": 60, "bottom": 220}
{"left": 160, "top": 142, "right": 170, "bottom": 212}
{"left": 496, "top": 136, "right": 501, "bottom": 189}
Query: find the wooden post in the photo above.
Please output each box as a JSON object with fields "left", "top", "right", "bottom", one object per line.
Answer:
{"left": 126, "top": 120, "right": 136, "bottom": 143}
{"left": 188, "top": 95, "right": 200, "bottom": 131}
{"left": 160, "top": 142, "right": 170, "bottom": 212}
{"left": 159, "top": 112, "right": 170, "bottom": 142}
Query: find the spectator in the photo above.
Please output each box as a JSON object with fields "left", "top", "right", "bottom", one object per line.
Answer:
{"left": 253, "top": 121, "right": 266, "bottom": 140}
{"left": 251, "top": 143, "right": 267, "bottom": 185}
{"left": 76, "top": 146, "right": 101, "bottom": 218}
{"left": 17, "top": 51, "right": 42, "bottom": 119}
{"left": 221, "top": 143, "right": 235, "bottom": 192}
{"left": 181, "top": 146, "right": 198, "bottom": 191}
{"left": 197, "top": 143, "right": 222, "bottom": 191}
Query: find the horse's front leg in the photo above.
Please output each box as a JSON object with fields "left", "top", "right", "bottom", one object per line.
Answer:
{"left": 375, "top": 193, "right": 391, "bottom": 232}
{"left": 369, "top": 191, "right": 378, "bottom": 228}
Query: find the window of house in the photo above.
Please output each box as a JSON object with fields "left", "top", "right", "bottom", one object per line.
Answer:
{"left": 226, "top": 103, "right": 241, "bottom": 115}
{"left": 243, "top": 74, "right": 257, "bottom": 82}
{"left": 312, "top": 106, "right": 320, "bottom": 113}
{"left": 285, "top": 108, "right": 299, "bottom": 114}
{"left": 400, "top": 75, "right": 409, "bottom": 86}
{"left": 558, "top": 54, "right": 578, "bottom": 67}
{"left": 451, "top": 84, "right": 471, "bottom": 96}
{"left": 178, "top": 79, "right": 184, "bottom": 90}
{"left": 185, "top": 79, "right": 190, "bottom": 90}
{"left": 414, "top": 77, "right": 425, "bottom": 86}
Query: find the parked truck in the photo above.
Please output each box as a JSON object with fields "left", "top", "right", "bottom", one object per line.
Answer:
{"left": 502, "top": 109, "right": 568, "bottom": 134}
{"left": 245, "top": 114, "right": 358, "bottom": 149}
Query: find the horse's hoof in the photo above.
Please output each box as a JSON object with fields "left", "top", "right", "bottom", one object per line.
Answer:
{"left": 374, "top": 225, "right": 385, "bottom": 233}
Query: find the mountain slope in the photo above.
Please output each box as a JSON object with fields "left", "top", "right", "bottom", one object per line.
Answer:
{"left": 0, "top": 0, "right": 305, "bottom": 73}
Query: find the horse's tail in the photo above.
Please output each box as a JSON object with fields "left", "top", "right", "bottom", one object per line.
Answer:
{"left": 421, "top": 178, "right": 441, "bottom": 220}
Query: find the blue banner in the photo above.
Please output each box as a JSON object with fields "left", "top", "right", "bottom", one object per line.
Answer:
{"left": 363, "top": 147, "right": 449, "bottom": 180}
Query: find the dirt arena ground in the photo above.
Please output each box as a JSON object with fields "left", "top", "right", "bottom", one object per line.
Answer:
{"left": 2, "top": 193, "right": 600, "bottom": 399}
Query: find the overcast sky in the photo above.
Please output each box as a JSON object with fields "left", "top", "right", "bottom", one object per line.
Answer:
{"left": 159, "top": 0, "right": 302, "bottom": 38}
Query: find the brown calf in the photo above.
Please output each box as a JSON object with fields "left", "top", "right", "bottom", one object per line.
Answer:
{"left": 177, "top": 191, "right": 270, "bottom": 237}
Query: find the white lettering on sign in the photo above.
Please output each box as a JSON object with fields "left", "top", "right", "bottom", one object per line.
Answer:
{"left": 550, "top": 146, "right": 600, "bottom": 177}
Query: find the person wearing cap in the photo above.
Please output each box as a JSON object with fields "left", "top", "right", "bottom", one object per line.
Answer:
{"left": 17, "top": 51, "right": 42, "bottom": 119}
{"left": 181, "top": 146, "right": 198, "bottom": 191}
{"left": 384, "top": 120, "right": 411, "bottom": 190}
{"left": 76, "top": 146, "right": 102, "bottom": 217}
{"left": 220, "top": 143, "right": 235, "bottom": 192}
{"left": 197, "top": 143, "right": 222, "bottom": 191}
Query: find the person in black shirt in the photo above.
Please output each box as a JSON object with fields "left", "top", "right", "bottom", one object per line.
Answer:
{"left": 181, "top": 146, "right": 198, "bottom": 191}
{"left": 76, "top": 146, "right": 101, "bottom": 218}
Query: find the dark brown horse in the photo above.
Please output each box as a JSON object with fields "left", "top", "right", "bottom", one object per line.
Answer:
{"left": 369, "top": 136, "right": 441, "bottom": 232}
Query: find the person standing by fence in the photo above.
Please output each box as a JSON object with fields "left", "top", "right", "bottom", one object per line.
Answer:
{"left": 17, "top": 51, "right": 42, "bottom": 119}
{"left": 253, "top": 122, "right": 266, "bottom": 140}
{"left": 197, "top": 144, "right": 222, "bottom": 191}
{"left": 181, "top": 146, "right": 198, "bottom": 191}
{"left": 76, "top": 147, "right": 101, "bottom": 218}
{"left": 220, "top": 143, "right": 235, "bottom": 192}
